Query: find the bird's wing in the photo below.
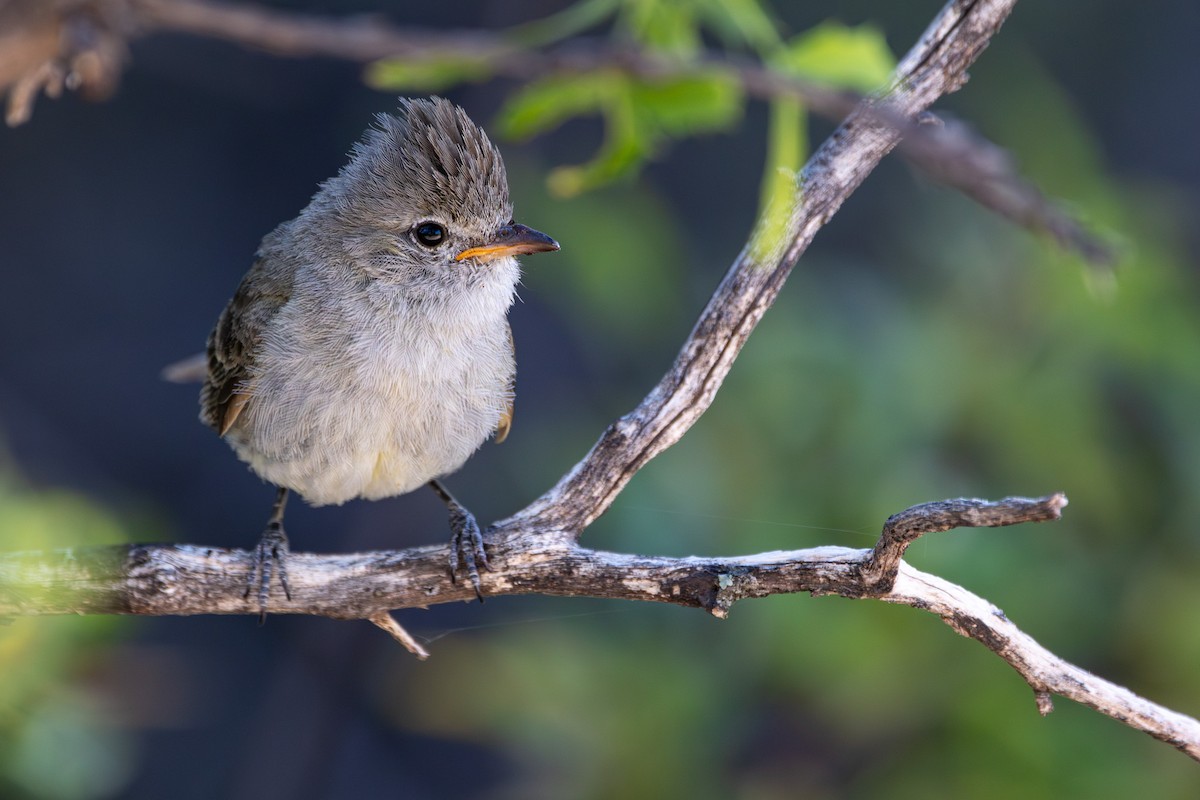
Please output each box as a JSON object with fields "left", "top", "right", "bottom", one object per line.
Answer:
{"left": 494, "top": 322, "right": 514, "bottom": 443}
{"left": 202, "top": 258, "right": 292, "bottom": 436}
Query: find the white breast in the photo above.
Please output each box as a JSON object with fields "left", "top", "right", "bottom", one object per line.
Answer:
{"left": 229, "top": 259, "right": 518, "bottom": 506}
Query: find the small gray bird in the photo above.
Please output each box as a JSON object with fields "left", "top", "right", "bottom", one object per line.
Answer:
{"left": 197, "top": 97, "right": 558, "bottom": 610}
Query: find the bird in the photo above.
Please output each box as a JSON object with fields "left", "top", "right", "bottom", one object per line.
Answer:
{"left": 192, "top": 97, "right": 559, "bottom": 613}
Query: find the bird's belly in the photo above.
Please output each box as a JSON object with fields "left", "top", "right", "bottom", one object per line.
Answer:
{"left": 357, "top": 437, "right": 468, "bottom": 501}
{"left": 233, "top": 334, "right": 511, "bottom": 506}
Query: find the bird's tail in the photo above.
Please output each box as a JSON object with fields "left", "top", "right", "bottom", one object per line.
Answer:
{"left": 161, "top": 353, "right": 207, "bottom": 383}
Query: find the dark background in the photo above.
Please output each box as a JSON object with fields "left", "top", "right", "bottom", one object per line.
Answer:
{"left": 2, "top": 1, "right": 1199, "bottom": 798}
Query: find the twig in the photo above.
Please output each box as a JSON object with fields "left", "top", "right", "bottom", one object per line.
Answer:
{"left": 861, "top": 493, "right": 1068, "bottom": 589}
{"left": 368, "top": 611, "right": 429, "bottom": 660}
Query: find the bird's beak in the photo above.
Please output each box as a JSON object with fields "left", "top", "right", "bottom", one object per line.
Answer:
{"left": 455, "top": 223, "right": 560, "bottom": 263}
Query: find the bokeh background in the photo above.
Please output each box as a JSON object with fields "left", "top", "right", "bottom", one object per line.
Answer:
{"left": 2, "top": 0, "right": 1200, "bottom": 797}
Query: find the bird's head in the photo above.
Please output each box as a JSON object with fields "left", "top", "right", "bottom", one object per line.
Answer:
{"left": 316, "top": 97, "right": 558, "bottom": 293}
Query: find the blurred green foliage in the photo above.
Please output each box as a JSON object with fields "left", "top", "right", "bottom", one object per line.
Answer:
{"left": 0, "top": 466, "right": 135, "bottom": 800}
{"left": 4, "top": 0, "right": 1199, "bottom": 797}
{"left": 372, "top": 3, "right": 1200, "bottom": 799}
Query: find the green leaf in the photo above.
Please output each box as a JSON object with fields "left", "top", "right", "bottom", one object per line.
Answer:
{"left": 495, "top": 73, "right": 619, "bottom": 140}
{"left": 501, "top": 71, "right": 742, "bottom": 197}
{"left": 548, "top": 82, "right": 648, "bottom": 196}
{"left": 364, "top": 57, "right": 492, "bottom": 92}
{"left": 548, "top": 134, "right": 648, "bottom": 197}
{"left": 777, "top": 21, "right": 895, "bottom": 91}
{"left": 498, "top": 73, "right": 652, "bottom": 196}
{"left": 631, "top": 74, "right": 743, "bottom": 135}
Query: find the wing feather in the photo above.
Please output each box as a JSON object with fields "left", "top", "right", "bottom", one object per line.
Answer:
{"left": 494, "top": 322, "right": 514, "bottom": 443}
{"left": 201, "top": 257, "right": 292, "bottom": 436}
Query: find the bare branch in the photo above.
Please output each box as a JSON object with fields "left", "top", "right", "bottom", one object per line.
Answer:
{"left": 883, "top": 561, "right": 1200, "bottom": 761}
{"left": 901, "top": 114, "right": 1116, "bottom": 266}
{"left": 0, "top": 494, "right": 1066, "bottom": 619}
{"left": 862, "top": 493, "right": 1068, "bottom": 590}
{"left": 3, "top": 493, "right": 1199, "bottom": 759}
{"left": 368, "top": 611, "right": 430, "bottom": 660}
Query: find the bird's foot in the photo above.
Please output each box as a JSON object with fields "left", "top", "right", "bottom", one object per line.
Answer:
{"left": 245, "top": 520, "right": 292, "bottom": 623}
{"left": 447, "top": 504, "right": 490, "bottom": 602}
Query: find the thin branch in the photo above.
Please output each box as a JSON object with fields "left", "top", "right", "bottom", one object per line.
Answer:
{"left": 368, "top": 611, "right": 429, "bottom": 660}
{"left": 901, "top": 113, "right": 1116, "bottom": 265}
{"left": 862, "top": 493, "right": 1068, "bottom": 589}
{"left": 883, "top": 559, "right": 1200, "bottom": 761}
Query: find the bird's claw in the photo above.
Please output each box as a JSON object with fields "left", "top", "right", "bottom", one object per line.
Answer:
{"left": 447, "top": 506, "right": 490, "bottom": 602}
{"left": 245, "top": 520, "right": 291, "bottom": 623}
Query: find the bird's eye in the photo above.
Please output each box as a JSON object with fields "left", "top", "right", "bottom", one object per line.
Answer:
{"left": 413, "top": 222, "right": 446, "bottom": 247}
